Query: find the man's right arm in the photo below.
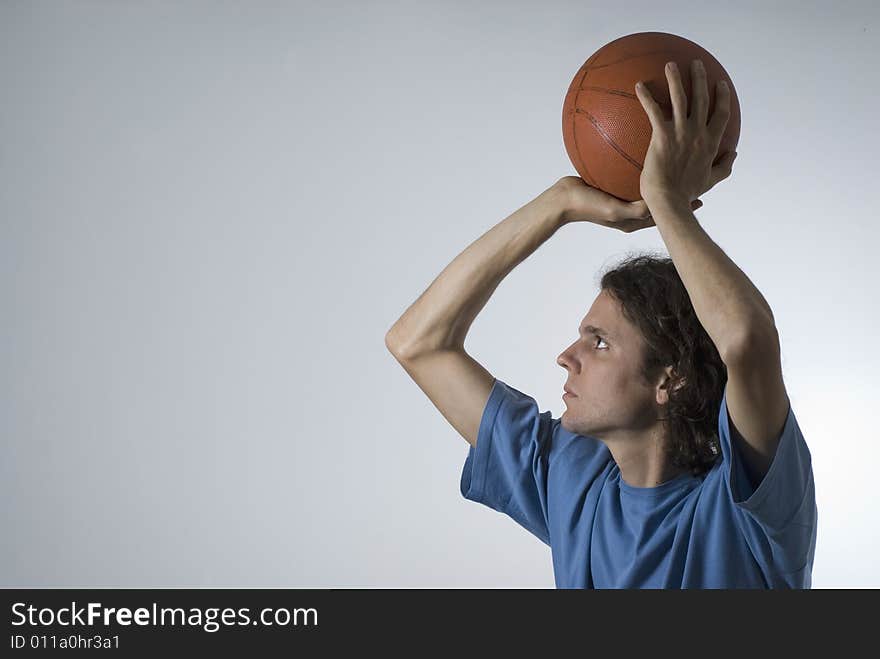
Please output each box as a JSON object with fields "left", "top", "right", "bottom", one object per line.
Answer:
{"left": 385, "top": 181, "right": 570, "bottom": 447}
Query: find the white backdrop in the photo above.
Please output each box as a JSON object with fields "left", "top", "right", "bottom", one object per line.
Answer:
{"left": 2, "top": 0, "right": 877, "bottom": 587}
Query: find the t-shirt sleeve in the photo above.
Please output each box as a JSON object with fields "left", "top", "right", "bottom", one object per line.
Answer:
{"left": 459, "top": 378, "right": 557, "bottom": 546}
{"left": 718, "top": 385, "right": 818, "bottom": 574}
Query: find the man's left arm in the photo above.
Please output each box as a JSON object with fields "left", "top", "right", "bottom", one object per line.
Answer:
{"left": 633, "top": 59, "right": 790, "bottom": 488}
{"left": 650, "top": 195, "right": 789, "bottom": 488}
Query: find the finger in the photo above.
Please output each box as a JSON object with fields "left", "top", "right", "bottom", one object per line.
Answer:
{"left": 623, "top": 199, "right": 650, "bottom": 220}
{"left": 708, "top": 79, "right": 732, "bottom": 149}
{"left": 665, "top": 61, "right": 688, "bottom": 135}
{"left": 634, "top": 81, "right": 662, "bottom": 130}
{"left": 710, "top": 151, "right": 738, "bottom": 186}
{"left": 625, "top": 216, "right": 656, "bottom": 233}
{"left": 625, "top": 199, "right": 700, "bottom": 229}
{"left": 604, "top": 198, "right": 650, "bottom": 222}
{"left": 627, "top": 198, "right": 699, "bottom": 220}
{"left": 690, "top": 59, "right": 709, "bottom": 127}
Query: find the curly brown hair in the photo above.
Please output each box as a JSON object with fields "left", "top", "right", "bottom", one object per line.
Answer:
{"left": 598, "top": 251, "right": 725, "bottom": 477}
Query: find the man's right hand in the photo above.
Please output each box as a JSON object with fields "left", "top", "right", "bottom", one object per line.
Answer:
{"left": 553, "top": 176, "right": 703, "bottom": 233}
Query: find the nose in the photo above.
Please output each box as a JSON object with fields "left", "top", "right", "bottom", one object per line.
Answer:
{"left": 557, "top": 345, "right": 576, "bottom": 370}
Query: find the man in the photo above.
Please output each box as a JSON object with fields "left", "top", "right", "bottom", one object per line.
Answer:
{"left": 385, "top": 59, "right": 817, "bottom": 587}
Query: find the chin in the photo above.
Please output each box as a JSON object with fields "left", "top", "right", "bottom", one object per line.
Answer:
{"left": 562, "top": 412, "right": 599, "bottom": 439}
{"left": 560, "top": 414, "right": 582, "bottom": 435}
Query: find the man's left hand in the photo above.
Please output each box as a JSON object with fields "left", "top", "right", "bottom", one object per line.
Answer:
{"left": 634, "top": 58, "right": 737, "bottom": 208}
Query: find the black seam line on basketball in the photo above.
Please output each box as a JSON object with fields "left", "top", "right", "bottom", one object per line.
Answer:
{"left": 573, "top": 115, "right": 597, "bottom": 190}
{"left": 569, "top": 100, "right": 588, "bottom": 186}
{"left": 573, "top": 68, "right": 591, "bottom": 100}
{"left": 578, "top": 86, "right": 637, "bottom": 99}
{"left": 574, "top": 107, "right": 642, "bottom": 171}
{"left": 586, "top": 49, "right": 682, "bottom": 71}
{"left": 572, "top": 67, "right": 595, "bottom": 185}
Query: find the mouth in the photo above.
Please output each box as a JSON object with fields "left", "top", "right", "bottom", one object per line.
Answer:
{"left": 563, "top": 389, "right": 576, "bottom": 398}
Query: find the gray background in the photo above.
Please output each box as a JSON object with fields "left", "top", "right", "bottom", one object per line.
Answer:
{"left": 2, "top": 0, "right": 877, "bottom": 588}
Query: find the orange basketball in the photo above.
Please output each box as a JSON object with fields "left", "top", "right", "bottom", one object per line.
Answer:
{"left": 562, "top": 32, "right": 741, "bottom": 202}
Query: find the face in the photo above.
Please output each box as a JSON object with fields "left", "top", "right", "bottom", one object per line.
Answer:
{"left": 556, "top": 289, "right": 669, "bottom": 440}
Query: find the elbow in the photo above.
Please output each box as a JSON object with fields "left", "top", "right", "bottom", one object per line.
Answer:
{"left": 720, "top": 321, "right": 779, "bottom": 366}
{"left": 385, "top": 326, "right": 404, "bottom": 355}
{"left": 385, "top": 324, "right": 418, "bottom": 358}
{"left": 385, "top": 326, "right": 455, "bottom": 360}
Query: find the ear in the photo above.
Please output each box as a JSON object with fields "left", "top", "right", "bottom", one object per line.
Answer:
{"left": 656, "top": 366, "right": 687, "bottom": 405}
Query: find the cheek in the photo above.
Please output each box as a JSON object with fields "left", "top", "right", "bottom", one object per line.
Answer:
{"left": 580, "top": 363, "right": 621, "bottom": 395}
{"left": 588, "top": 361, "right": 635, "bottom": 394}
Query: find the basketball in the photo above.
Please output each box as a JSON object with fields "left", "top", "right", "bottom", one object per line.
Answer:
{"left": 562, "top": 32, "right": 741, "bottom": 202}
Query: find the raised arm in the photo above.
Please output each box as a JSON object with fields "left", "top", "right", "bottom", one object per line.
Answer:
{"left": 384, "top": 181, "right": 568, "bottom": 447}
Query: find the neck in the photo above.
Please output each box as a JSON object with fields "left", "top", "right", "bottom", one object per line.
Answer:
{"left": 601, "top": 427, "right": 689, "bottom": 488}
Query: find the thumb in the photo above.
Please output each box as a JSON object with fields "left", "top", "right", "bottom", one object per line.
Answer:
{"left": 627, "top": 199, "right": 651, "bottom": 219}
{"left": 629, "top": 197, "right": 700, "bottom": 220}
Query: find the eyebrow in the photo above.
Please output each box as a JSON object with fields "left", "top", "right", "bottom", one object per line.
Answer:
{"left": 580, "top": 324, "right": 614, "bottom": 340}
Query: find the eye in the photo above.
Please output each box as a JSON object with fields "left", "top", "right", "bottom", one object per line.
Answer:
{"left": 594, "top": 336, "right": 609, "bottom": 350}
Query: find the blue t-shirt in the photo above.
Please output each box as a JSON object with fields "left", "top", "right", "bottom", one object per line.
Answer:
{"left": 460, "top": 378, "right": 818, "bottom": 588}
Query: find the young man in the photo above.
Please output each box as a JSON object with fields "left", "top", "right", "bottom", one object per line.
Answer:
{"left": 385, "top": 60, "right": 817, "bottom": 587}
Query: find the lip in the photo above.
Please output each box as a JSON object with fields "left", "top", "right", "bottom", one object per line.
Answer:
{"left": 563, "top": 390, "right": 576, "bottom": 399}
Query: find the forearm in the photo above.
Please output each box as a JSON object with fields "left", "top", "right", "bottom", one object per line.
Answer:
{"left": 648, "top": 195, "right": 776, "bottom": 359}
{"left": 386, "top": 184, "right": 567, "bottom": 356}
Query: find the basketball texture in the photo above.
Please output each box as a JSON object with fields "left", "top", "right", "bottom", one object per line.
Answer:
{"left": 562, "top": 32, "right": 741, "bottom": 202}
